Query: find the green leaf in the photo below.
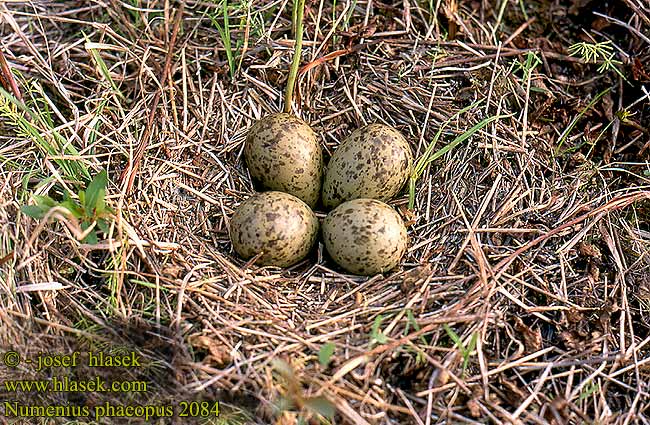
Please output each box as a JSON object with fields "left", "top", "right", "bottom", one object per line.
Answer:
{"left": 97, "top": 218, "right": 110, "bottom": 235}
{"left": 82, "top": 229, "right": 98, "bottom": 245}
{"left": 21, "top": 195, "right": 57, "bottom": 218}
{"left": 371, "top": 315, "right": 387, "bottom": 344}
{"left": 467, "top": 332, "right": 478, "bottom": 353}
{"left": 555, "top": 88, "right": 611, "bottom": 155}
{"left": 462, "top": 332, "right": 479, "bottom": 373}
{"left": 424, "top": 114, "right": 506, "bottom": 166}
{"left": 33, "top": 195, "right": 57, "bottom": 208}
{"left": 408, "top": 100, "right": 509, "bottom": 209}
{"left": 318, "top": 343, "right": 335, "bottom": 368}
{"left": 404, "top": 309, "right": 419, "bottom": 334}
{"left": 443, "top": 324, "right": 461, "bottom": 347}
{"left": 84, "top": 170, "right": 107, "bottom": 215}
{"left": 303, "top": 396, "right": 335, "bottom": 419}
{"left": 80, "top": 221, "right": 97, "bottom": 244}
{"left": 21, "top": 205, "right": 48, "bottom": 219}
{"left": 59, "top": 199, "right": 83, "bottom": 218}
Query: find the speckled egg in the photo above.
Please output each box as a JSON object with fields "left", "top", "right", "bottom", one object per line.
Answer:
{"left": 230, "top": 191, "right": 319, "bottom": 267}
{"left": 322, "top": 199, "right": 408, "bottom": 275}
{"left": 245, "top": 113, "right": 323, "bottom": 208}
{"left": 322, "top": 124, "right": 413, "bottom": 209}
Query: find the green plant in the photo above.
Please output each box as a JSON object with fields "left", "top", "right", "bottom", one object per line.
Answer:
{"left": 210, "top": 1, "right": 236, "bottom": 79}
{"left": 369, "top": 314, "right": 388, "bottom": 347}
{"left": 555, "top": 87, "right": 611, "bottom": 155}
{"left": 443, "top": 324, "right": 478, "bottom": 376}
{"left": 0, "top": 83, "right": 90, "bottom": 183}
{"left": 513, "top": 51, "right": 542, "bottom": 82}
{"left": 271, "top": 359, "right": 335, "bottom": 423}
{"left": 568, "top": 40, "right": 626, "bottom": 80}
{"left": 209, "top": 0, "right": 254, "bottom": 79}
{"left": 402, "top": 309, "right": 427, "bottom": 364}
{"left": 318, "top": 343, "right": 335, "bottom": 368}
{"left": 84, "top": 33, "right": 125, "bottom": 100}
{"left": 409, "top": 100, "right": 508, "bottom": 209}
{"left": 21, "top": 170, "right": 114, "bottom": 244}
{"left": 579, "top": 380, "right": 600, "bottom": 401}
{"left": 284, "top": 0, "right": 306, "bottom": 112}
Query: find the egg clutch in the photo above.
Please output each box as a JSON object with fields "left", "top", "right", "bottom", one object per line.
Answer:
{"left": 229, "top": 113, "right": 412, "bottom": 276}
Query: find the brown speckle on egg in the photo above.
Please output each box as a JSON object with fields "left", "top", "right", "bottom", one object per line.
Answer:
{"left": 230, "top": 191, "right": 319, "bottom": 267}
{"left": 322, "top": 198, "right": 408, "bottom": 275}
{"left": 245, "top": 113, "right": 323, "bottom": 208}
{"left": 322, "top": 124, "right": 413, "bottom": 209}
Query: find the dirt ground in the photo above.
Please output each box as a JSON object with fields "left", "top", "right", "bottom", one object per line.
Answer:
{"left": 1, "top": 0, "right": 650, "bottom": 424}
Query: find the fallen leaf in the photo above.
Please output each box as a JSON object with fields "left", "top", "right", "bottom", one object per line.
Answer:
{"left": 578, "top": 242, "right": 602, "bottom": 260}
{"left": 189, "top": 335, "right": 232, "bottom": 367}
{"left": 514, "top": 317, "right": 542, "bottom": 352}
{"left": 467, "top": 398, "right": 481, "bottom": 418}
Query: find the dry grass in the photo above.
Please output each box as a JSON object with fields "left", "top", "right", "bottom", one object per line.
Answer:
{"left": 1, "top": 0, "right": 650, "bottom": 424}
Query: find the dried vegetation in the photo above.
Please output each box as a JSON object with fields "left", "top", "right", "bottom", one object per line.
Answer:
{"left": 1, "top": 0, "right": 650, "bottom": 423}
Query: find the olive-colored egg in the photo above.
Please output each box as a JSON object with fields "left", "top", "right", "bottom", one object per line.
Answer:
{"left": 230, "top": 191, "right": 319, "bottom": 267}
{"left": 322, "top": 123, "right": 413, "bottom": 209}
{"left": 322, "top": 199, "right": 408, "bottom": 275}
{"left": 245, "top": 113, "right": 323, "bottom": 208}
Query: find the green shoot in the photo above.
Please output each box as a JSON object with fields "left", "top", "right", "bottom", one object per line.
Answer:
{"left": 284, "top": 0, "right": 306, "bottom": 113}
{"left": 443, "top": 324, "right": 478, "bottom": 376}
{"left": 21, "top": 170, "right": 114, "bottom": 244}
{"left": 370, "top": 315, "right": 388, "bottom": 347}
{"left": 404, "top": 309, "right": 427, "bottom": 364}
{"left": 84, "top": 33, "right": 125, "bottom": 100}
{"left": 579, "top": 381, "right": 600, "bottom": 401}
{"left": 568, "top": 40, "right": 626, "bottom": 80}
{"left": 0, "top": 83, "right": 90, "bottom": 183}
{"left": 409, "top": 100, "right": 508, "bottom": 209}
{"left": 344, "top": 0, "right": 357, "bottom": 30}
{"left": 555, "top": 87, "right": 611, "bottom": 155}
{"left": 513, "top": 51, "right": 542, "bottom": 81}
{"left": 87, "top": 98, "right": 109, "bottom": 149}
{"left": 271, "top": 359, "right": 335, "bottom": 422}
{"left": 518, "top": 0, "right": 529, "bottom": 20}
{"left": 210, "top": 0, "right": 236, "bottom": 79}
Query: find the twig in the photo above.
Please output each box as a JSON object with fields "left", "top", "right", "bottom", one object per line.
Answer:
{"left": 0, "top": 49, "right": 22, "bottom": 102}
{"left": 119, "top": 2, "right": 185, "bottom": 194}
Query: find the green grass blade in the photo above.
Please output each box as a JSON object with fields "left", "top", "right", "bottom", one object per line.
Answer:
{"left": 409, "top": 104, "right": 507, "bottom": 209}
{"left": 443, "top": 324, "right": 462, "bottom": 348}
{"left": 0, "top": 86, "right": 90, "bottom": 182}
{"left": 555, "top": 87, "right": 611, "bottom": 155}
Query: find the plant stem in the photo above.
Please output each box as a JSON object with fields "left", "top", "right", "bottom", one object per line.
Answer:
{"left": 284, "top": 0, "right": 305, "bottom": 114}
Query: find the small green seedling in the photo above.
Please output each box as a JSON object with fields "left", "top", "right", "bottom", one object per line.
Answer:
{"left": 568, "top": 40, "right": 626, "bottom": 80}
{"left": 513, "top": 51, "right": 542, "bottom": 82}
{"left": 579, "top": 380, "right": 600, "bottom": 401}
{"left": 210, "top": 0, "right": 236, "bottom": 79}
{"left": 369, "top": 314, "right": 388, "bottom": 347}
{"left": 318, "top": 343, "right": 335, "bottom": 368}
{"left": 404, "top": 309, "right": 427, "bottom": 365}
{"left": 22, "top": 170, "right": 114, "bottom": 244}
{"left": 443, "top": 324, "right": 478, "bottom": 376}
{"left": 555, "top": 87, "right": 611, "bottom": 155}
{"left": 84, "top": 33, "right": 125, "bottom": 100}
{"left": 0, "top": 84, "right": 90, "bottom": 182}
